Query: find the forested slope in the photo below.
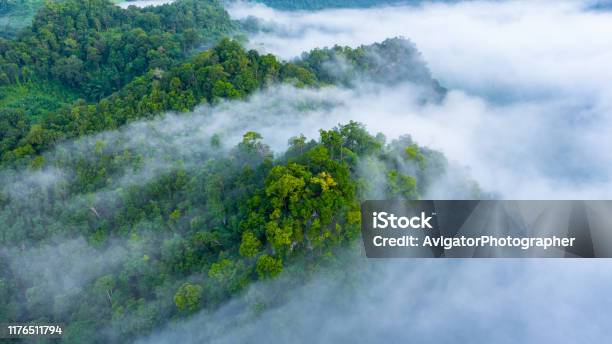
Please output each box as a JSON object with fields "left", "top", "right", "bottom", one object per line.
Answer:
{"left": 0, "top": 0, "right": 234, "bottom": 100}
{"left": 296, "top": 37, "right": 446, "bottom": 97}
{"left": 0, "top": 1, "right": 470, "bottom": 342}
{"left": 0, "top": 118, "right": 453, "bottom": 341}
{"left": 0, "top": 0, "right": 45, "bottom": 38}
{"left": 0, "top": 38, "right": 317, "bottom": 167}
{"left": 1, "top": 36, "right": 444, "bottom": 171}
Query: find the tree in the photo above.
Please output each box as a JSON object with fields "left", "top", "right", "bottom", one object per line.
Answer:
{"left": 289, "top": 134, "right": 307, "bottom": 154}
{"left": 52, "top": 56, "right": 84, "bottom": 87}
{"left": 405, "top": 144, "right": 426, "bottom": 168}
{"left": 239, "top": 231, "right": 262, "bottom": 258}
{"left": 93, "top": 275, "right": 116, "bottom": 307}
{"left": 256, "top": 255, "right": 282, "bottom": 279}
{"left": 387, "top": 170, "right": 418, "bottom": 200}
{"left": 174, "top": 283, "right": 203, "bottom": 312}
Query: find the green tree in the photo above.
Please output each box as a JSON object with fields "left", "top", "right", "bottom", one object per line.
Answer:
{"left": 239, "top": 231, "right": 262, "bottom": 258}
{"left": 256, "top": 255, "right": 283, "bottom": 279}
{"left": 174, "top": 283, "right": 203, "bottom": 312}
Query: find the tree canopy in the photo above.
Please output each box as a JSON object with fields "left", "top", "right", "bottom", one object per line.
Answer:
{"left": 0, "top": 0, "right": 235, "bottom": 99}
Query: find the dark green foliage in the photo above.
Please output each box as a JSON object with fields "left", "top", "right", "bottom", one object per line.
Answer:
{"left": 0, "top": 38, "right": 316, "bottom": 167}
{"left": 0, "top": 0, "right": 235, "bottom": 99}
{"left": 0, "top": 0, "right": 45, "bottom": 38}
{"left": 0, "top": 3, "right": 462, "bottom": 341}
{"left": 0, "top": 121, "right": 446, "bottom": 341}
{"left": 296, "top": 37, "right": 447, "bottom": 98}
{"left": 0, "top": 80, "right": 78, "bottom": 121}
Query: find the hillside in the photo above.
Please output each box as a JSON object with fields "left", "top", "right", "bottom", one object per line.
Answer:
{"left": 0, "top": 115, "right": 454, "bottom": 341}
{"left": 0, "top": 40, "right": 459, "bottom": 344}
{"left": 0, "top": 1, "right": 473, "bottom": 342}
{"left": 0, "top": 0, "right": 235, "bottom": 100}
{"left": 0, "top": 0, "right": 45, "bottom": 38}
{"left": 0, "top": 36, "right": 444, "bottom": 169}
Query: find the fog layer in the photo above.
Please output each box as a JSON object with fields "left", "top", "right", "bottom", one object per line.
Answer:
{"left": 229, "top": 0, "right": 612, "bottom": 199}
{"left": 139, "top": 246, "right": 612, "bottom": 344}
{"left": 137, "top": 2, "right": 612, "bottom": 343}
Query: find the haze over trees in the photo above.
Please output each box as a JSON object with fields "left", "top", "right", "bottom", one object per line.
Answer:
{"left": 0, "top": 0, "right": 474, "bottom": 342}
{"left": 0, "top": 118, "right": 451, "bottom": 341}
{"left": 0, "top": 0, "right": 46, "bottom": 38}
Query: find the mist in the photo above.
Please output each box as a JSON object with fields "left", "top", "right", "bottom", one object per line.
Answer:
{"left": 3, "top": 0, "right": 612, "bottom": 341}
{"left": 0, "top": 238, "right": 129, "bottom": 310}
{"left": 0, "top": 78, "right": 473, "bottom": 213}
{"left": 0, "top": 75, "right": 471, "bottom": 337}
{"left": 137, "top": 245, "right": 612, "bottom": 344}
{"left": 229, "top": 0, "right": 612, "bottom": 99}
{"left": 228, "top": 0, "right": 612, "bottom": 199}
{"left": 134, "top": 1, "right": 612, "bottom": 343}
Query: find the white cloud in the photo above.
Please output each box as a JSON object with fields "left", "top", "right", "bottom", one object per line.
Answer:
{"left": 230, "top": 0, "right": 612, "bottom": 97}
{"left": 227, "top": 0, "right": 612, "bottom": 199}
{"left": 138, "top": 247, "right": 612, "bottom": 344}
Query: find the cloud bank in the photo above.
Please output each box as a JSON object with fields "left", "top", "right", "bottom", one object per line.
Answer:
{"left": 135, "top": 2, "right": 612, "bottom": 343}
{"left": 138, "top": 246, "right": 612, "bottom": 344}
{"left": 228, "top": 0, "right": 612, "bottom": 199}
{"left": 4, "top": 1, "right": 612, "bottom": 342}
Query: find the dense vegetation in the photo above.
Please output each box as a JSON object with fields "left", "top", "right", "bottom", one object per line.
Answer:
{"left": 0, "top": 119, "right": 451, "bottom": 341}
{"left": 0, "top": 0, "right": 241, "bottom": 169}
{"left": 0, "top": 1, "right": 471, "bottom": 342}
{"left": 296, "top": 37, "right": 446, "bottom": 97}
{"left": 0, "top": 38, "right": 317, "bottom": 168}
{"left": 0, "top": 0, "right": 234, "bottom": 99}
{"left": 0, "top": 81, "right": 78, "bottom": 121}
{"left": 0, "top": 0, "right": 45, "bottom": 38}
{"left": 1, "top": 36, "right": 443, "bottom": 171}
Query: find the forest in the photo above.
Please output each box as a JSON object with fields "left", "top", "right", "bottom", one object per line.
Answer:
{"left": 0, "top": 0, "right": 471, "bottom": 342}
{"left": 0, "top": 0, "right": 45, "bottom": 38}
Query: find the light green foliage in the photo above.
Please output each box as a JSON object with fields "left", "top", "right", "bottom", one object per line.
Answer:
{"left": 174, "top": 283, "right": 203, "bottom": 312}
{"left": 387, "top": 170, "right": 418, "bottom": 200}
{"left": 0, "top": 0, "right": 235, "bottom": 97}
{"left": 0, "top": 81, "right": 78, "bottom": 121}
{"left": 0, "top": 122, "right": 455, "bottom": 341}
{"left": 0, "top": 4, "right": 461, "bottom": 338}
{"left": 241, "top": 123, "right": 388, "bottom": 271}
{"left": 405, "top": 144, "right": 426, "bottom": 167}
{"left": 256, "top": 255, "right": 283, "bottom": 279}
{"left": 239, "top": 231, "right": 262, "bottom": 258}
{"left": 1, "top": 38, "right": 316, "bottom": 167}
